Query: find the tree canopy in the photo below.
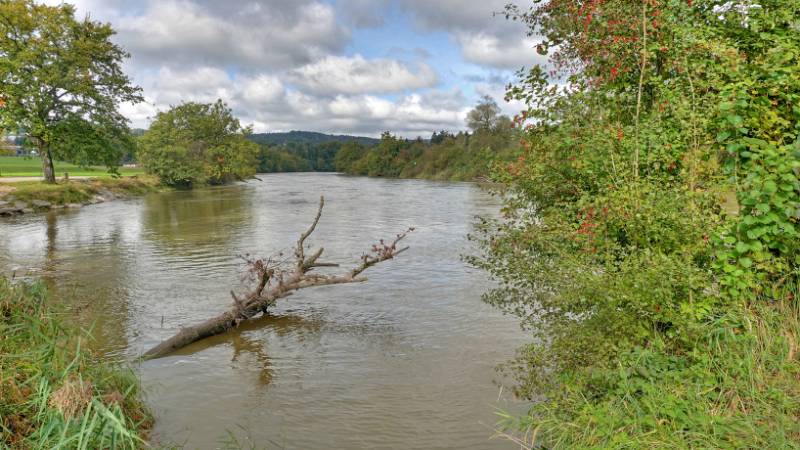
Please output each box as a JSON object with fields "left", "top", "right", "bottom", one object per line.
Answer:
{"left": 0, "top": 0, "right": 142, "bottom": 182}
{"left": 138, "top": 100, "right": 260, "bottom": 186}
{"left": 466, "top": 95, "right": 506, "bottom": 132}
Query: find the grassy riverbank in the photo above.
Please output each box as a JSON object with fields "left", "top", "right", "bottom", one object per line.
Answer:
{"left": 0, "top": 156, "right": 143, "bottom": 178}
{"left": 496, "top": 298, "right": 800, "bottom": 447}
{"left": 0, "top": 176, "right": 162, "bottom": 213}
{"left": 0, "top": 278, "right": 151, "bottom": 448}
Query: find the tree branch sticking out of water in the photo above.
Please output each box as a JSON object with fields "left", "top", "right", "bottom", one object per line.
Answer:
{"left": 142, "top": 196, "right": 414, "bottom": 360}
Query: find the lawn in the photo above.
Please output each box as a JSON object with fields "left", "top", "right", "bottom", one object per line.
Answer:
{"left": 0, "top": 156, "right": 143, "bottom": 178}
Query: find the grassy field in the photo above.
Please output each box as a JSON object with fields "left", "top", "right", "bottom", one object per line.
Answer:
{"left": 0, "top": 156, "right": 143, "bottom": 178}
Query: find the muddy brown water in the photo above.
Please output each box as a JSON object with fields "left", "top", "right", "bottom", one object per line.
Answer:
{"left": 0, "top": 173, "right": 528, "bottom": 449}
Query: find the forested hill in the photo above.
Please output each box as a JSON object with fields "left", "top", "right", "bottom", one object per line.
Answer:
{"left": 248, "top": 131, "right": 379, "bottom": 146}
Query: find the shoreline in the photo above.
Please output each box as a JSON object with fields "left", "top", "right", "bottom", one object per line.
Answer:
{"left": 0, "top": 176, "right": 163, "bottom": 217}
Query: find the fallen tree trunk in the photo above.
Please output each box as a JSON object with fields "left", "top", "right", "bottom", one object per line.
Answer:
{"left": 142, "top": 196, "right": 412, "bottom": 360}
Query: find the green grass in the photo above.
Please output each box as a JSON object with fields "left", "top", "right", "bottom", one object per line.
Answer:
{"left": 0, "top": 278, "right": 152, "bottom": 449}
{"left": 0, "top": 156, "right": 143, "bottom": 178}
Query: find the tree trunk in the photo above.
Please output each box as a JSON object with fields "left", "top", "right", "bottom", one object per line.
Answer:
{"left": 143, "top": 311, "right": 239, "bottom": 359}
{"left": 39, "top": 141, "right": 56, "bottom": 184}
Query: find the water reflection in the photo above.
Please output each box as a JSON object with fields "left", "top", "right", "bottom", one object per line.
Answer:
{"left": 141, "top": 186, "right": 253, "bottom": 253}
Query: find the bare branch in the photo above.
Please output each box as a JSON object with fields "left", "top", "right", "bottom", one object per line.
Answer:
{"left": 142, "top": 197, "right": 414, "bottom": 360}
{"left": 295, "top": 196, "right": 324, "bottom": 270}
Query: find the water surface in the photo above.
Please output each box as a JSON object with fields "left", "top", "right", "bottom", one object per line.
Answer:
{"left": 0, "top": 173, "right": 527, "bottom": 449}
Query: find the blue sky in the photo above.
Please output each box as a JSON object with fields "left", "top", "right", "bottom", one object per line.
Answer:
{"left": 45, "top": 0, "right": 544, "bottom": 137}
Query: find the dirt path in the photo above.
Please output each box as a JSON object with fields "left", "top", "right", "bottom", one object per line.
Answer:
{"left": 0, "top": 176, "right": 93, "bottom": 183}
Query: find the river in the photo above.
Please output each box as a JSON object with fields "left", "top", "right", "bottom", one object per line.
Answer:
{"left": 0, "top": 173, "right": 528, "bottom": 449}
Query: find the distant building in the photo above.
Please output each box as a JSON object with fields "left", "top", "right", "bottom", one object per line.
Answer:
{"left": 1, "top": 130, "right": 26, "bottom": 156}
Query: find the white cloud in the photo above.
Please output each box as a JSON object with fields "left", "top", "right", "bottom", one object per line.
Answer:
{"left": 457, "top": 34, "right": 546, "bottom": 70}
{"left": 291, "top": 55, "right": 438, "bottom": 95}
{"left": 398, "top": 0, "right": 546, "bottom": 70}
{"left": 120, "top": 64, "right": 468, "bottom": 137}
{"left": 98, "top": 0, "right": 348, "bottom": 70}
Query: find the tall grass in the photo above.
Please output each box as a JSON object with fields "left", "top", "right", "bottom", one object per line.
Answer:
{"left": 496, "top": 291, "right": 800, "bottom": 449}
{"left": 0, "top": 278, "right": 151, "bottom": 449}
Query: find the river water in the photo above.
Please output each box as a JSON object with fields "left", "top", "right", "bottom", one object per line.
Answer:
{"left": 0, "top": 173, "right": 528, "bottom": 449}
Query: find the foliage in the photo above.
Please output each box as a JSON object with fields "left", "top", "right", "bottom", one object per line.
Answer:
{"left": 472, "top": 0, "right": 800, "bottom": 447}
{"left": 0, "top": 278, "right": 151, "bottom": 448}
{"left": 0, "top": 0, "right": 142, "bottom": 182}
{"left": 497, "top": 299, "right": 800, "bottom": 448}
{"left": 248, "top": 130, "right": 379, "bottom": 147}
{"left": 335, "top": 97, "right": 518, "bottom": 181}
{"left": 258, "top": 146, "right": 311, "bottom": 172}
{"left": 138, "top": 100, "right": 259, "bottom": 186}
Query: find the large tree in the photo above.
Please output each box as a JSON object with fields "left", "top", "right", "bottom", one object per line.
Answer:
{"left": 0, "top": 0, "right": 141, "bottom": 183}
{"left": 138, "top": 100, "right": 260, "bottom": 186}
{"left": 465, "top": 95, "right": 503, "bottom": 132}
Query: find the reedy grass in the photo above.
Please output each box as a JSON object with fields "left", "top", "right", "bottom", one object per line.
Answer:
{"left": 0, "top": 278, "right": 152, "bottom": 449}
{"left": 496, "top": 291, "right": 800, "bottom": 449}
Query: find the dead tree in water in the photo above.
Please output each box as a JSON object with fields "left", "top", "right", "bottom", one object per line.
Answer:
{"left": 142, "top": 196, "right": 413, "bottom": 360}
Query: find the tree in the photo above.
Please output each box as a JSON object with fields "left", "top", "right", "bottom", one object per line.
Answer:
{"left": 430, "top": 130, "right": 454, "bottom": 144}
{"left": 466, "top": 95, "right": 502, "bottom": 132}
{"left": 138, "top": 100, "right": 260, "bottom": 186}
{"left": 0, "top": 0, "right": 142, "bottom": 183}
{"left": 333, "top": 140, "right": 366, "bottom": 172}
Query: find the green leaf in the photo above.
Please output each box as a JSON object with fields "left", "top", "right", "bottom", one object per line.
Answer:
{"left": 735, "top": 241, "right": 749, "bottom": 254}
{"left": 726, "top": 115, "right": 744, "bottom": 126}
{"left": 739, "top": 257, "right": 753, "bottom": 268}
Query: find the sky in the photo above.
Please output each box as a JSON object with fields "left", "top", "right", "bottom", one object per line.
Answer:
{"left": 45, "top": 0, "right": 546, "bottom": 137}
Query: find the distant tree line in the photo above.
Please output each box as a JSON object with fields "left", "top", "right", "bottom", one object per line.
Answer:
{"left": 332, "top": 96, "right": 517, "bottom": 181}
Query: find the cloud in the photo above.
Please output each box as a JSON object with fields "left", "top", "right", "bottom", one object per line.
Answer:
{"left": 456, "top": 34, "right": 545, "bottom": 70}
{"left": 121, "top": 65, "right": 465, "bottom": 137}
{"left": 337, "top": 0, "right": 390, "bottom": 27}
{"left": 90, "top": 0, "right": 349, "bottom": 71}
{"left": 39, "top": 0, "right": 537, "bottom": 136}
{"left": 290, "top": 55, "right": 438, "bottom": 95}
{"left": 397, "top": 0, "right": 546, "bottom": 69}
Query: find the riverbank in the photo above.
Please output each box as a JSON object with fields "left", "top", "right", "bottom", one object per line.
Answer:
{"left": 0, "top": 278, "right": 151, "bottom": 448}
{"left": 0, "top": 176, "right": 162, "bottom": 216}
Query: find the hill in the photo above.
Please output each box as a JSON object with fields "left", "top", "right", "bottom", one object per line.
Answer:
{"left": 248, "top": 131, "right": 379, "bottom": 147}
